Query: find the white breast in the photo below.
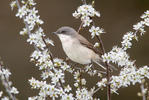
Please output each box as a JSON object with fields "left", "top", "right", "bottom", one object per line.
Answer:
{"left": 57, "top": 34, "right": 94, "bottom": 64}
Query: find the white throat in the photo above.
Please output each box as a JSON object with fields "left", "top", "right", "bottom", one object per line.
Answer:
{"left": 57, "top": 34, "right": 72, "bottom": 43}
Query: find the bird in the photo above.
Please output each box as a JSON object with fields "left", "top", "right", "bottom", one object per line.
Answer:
{"left": 53, "top": 26, "right": 114, "bottom": 70}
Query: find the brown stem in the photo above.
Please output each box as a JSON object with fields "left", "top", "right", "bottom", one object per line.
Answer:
{"left": 140, "top": 81, "right": 146, "bottom": 100}
{"left": 0, "top": 61, "right": 17, "bottom": 100}
{"left": 96, "top": 35, "right": 111, "bottom": 100}
{"left": 15, "top": 0, "right": 64, "bottom": 90}
{"left": 77, "top": 21, "right": 84, "bottom": 34}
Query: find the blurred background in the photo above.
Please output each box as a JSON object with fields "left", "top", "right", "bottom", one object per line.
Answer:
{"left": 0, "top": 0, "right": 149, "bottom": 99}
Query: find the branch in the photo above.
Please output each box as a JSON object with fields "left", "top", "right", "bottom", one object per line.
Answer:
{"left": 140, "top": 81, "right": 146, "bottom": 100}
{"left": 0, "top": 60, "right": 17, "bottom": 100}
{"left": 77, "top": 21, "right": 84, "bottom": 33}
{"left": 15, "top": 0, "right": 64, "bottom": 90}
{"left": 96, "top": 35, "right": 111, "bottom": 100}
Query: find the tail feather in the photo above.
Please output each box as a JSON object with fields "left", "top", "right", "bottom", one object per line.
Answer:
{"left": 93, "top": 58, "right": 117, "bottom": 71}
{"left": 93, "top": 60, "right": 106, "bottom": 70}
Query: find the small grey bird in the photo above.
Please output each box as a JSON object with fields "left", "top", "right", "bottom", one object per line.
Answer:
{"left": 53, "top": 26, "right": 112, "bottom": 70}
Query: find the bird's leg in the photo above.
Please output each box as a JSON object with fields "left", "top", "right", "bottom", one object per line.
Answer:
{"left": 90, "top": 61, "right": 107, "bottom": 75}
{"left": 64, "top": 57, "right": 82, "bottom": 71}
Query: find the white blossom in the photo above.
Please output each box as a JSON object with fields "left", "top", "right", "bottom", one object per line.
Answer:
{"left": 45, "top": 38, "right": 54, "bottom": 46}
{"left": 133, "top": 21, "right": 145, "bottom": 31}
{"left": 73, "top": 4, "right": 100, "bottom": 27}
{"left": 102, "top": 46, "right": 133, "bottom": 67}
{"left": 64, "top": 85, "right": 72, "bottom": 93}
{"left": 12, "top": 0, "right": 149, "bottom": 99}
{"left": 10, "top": 87, "right": 19, "bottom": 94}
{"left": 1, "top": 69, "right": 11, "bottom": 78}
{"left": 0, "top": 91, "right": 3, "bottom": 98}
{"left": 144, "top": 18, "right": 149, "bottom": 26}
{"left": 61, "top": 93, "right": 74, "bottom": 100}
{"left": 94, "top": 42, "right": 100, "bottom": 48}
{"left": 76, "top": 88, "right": 93, "bottom": 100}
{"left": 72, "top": 11, "right": 80, "bottom": 18}
{"left": 10, "top": 1, "right": 16, "bottom": 10}
{"left": 121, "top": 32, "right": 136, "bottom": 50}
{"left": 82, "top": 16, "right": 92, "bottom": 27}
{"left": 89, "top": 26, "right": 104, "bottom": 38}
{"left": 16, "top": 5, "right": 29, "bottom": 18}
{"left": 81, "top": 78, "right": 86, "bottom": 85}
{"left": 1, "top": 97, "right": 9, "bottom": 100}
{"left": 28, "top": 0, "right": 36, "bottom": 6}
{"left": 20, "top": 28, "right": 27, "bottom": 35}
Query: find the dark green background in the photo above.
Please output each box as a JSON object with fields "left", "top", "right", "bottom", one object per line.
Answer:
{"left": 0, "top": 0, "right": 149, "bottom": 100}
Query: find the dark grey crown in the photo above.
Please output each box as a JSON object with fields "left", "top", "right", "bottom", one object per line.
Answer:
{"left": 54, "top": 26, "right": 77, "bottom": 36}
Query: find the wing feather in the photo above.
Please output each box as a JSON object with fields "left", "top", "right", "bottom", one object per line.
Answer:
{"left": 76, "top": 34, "right": 102, "bottom": 55}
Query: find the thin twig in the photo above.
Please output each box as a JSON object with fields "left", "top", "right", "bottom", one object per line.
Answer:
{"left": 0, "top": 61, "right": 17, "bottom": 100}
{"left": 92, "top": 87, "right": 101, "bottom": 96}
{"left": 77, "top": 21, "right": 84, "bottom": 34}
{"left": 141, "top": 82, "right": 146, "bottom": 100}
{"left": 96, "top": 35, "right": 111, "bottom": 100}
{"left": 15, "top": 0, "right": 64, "bottom": 90}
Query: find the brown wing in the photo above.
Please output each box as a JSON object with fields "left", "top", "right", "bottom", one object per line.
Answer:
{"left": 76, "top": 34, "right": 102, "bottom": 55}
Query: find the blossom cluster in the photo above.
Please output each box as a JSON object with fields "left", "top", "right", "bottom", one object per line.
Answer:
{"left": 0, "top": 60, "right": 19, "bottom": 100}
{"left": 89, "top": 26, "right": 105, "bottom": 38}
{"left": 133, "top": 10, "right": 149, "bottom": 35}
{"left": 102, "top": 46, "right": 134, "bottom": 67}
{"left": 10, "top": 0, "right": 149, "bottom": 100}
{"left": 12, "top": 0, "right": 77, "bottom": 100}
{"left": 97, "top": 66, "right": 149, "bottom": 93}
{"left": 99, "top": 10, "right": 149, "bottom": 94}
{"left": 73, "top": 4, "right": 100, "bottom": 27}
{"left": 73, "top": 4, "right": 104, "bottom": 38}
{"left": 137, "top": 79, "right": 149, "bottom": 99}
{"left": 120, "top": 11, "right": 149, "bottom": 50}
{"left": 102, "top": 10, "right": 149, "bottom": 66}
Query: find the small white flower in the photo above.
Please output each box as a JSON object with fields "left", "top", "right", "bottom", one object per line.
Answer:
{"left": 89, "top": 26, "right": 104, "bottom": 38}
{"left": 64, "top": 85, "right": 72, "bottom": 92}
{"left": 29, "top": 7, "right": 38, "bottom": 17}
{"left": 141, "top": 10, "right": 149, "bottom": 19}
{"left": 121, "top": 32, "right": 135, "bottom": 50}
{"left": 72, "top": 11, "right": 80, "bottom": 18}
{"left": 31, "top": 50, "right": 42, "bottom": 60}
{"left": 45, "top": 38, "right": 54, "bottom": 46}
{"left": 94, "top": 42, "right": 100, "bottom": 48}
{"left": 1, "top": 97, "right": 9, "bottom": 100}
{"left": 133, "top": 21, "right": 144, "bottom": 31}
{"left": 2, "top": 69, "right": 11, "bottom": 78}
{"left": 28, "top": 96, "right": 38, "bottom": 100}
{"left": 144, "top": 18, "right": 149, "bottom": 26}
{"left": 16, "top": 5, "right": 29, "bottom": 18}
{"left": 20, "top": 28, "right": 27, "bottom": 35}
{"left": 81, "top": 78, "right": 86, "bottom": 85}
{"left": 10, "top": 1, "right": 16, "bottom": 10}
{"left": 0, "top": 91, "right": 3, "bottom": 97}
{"left": 34, "top": 15, "right": 44, "bottom": 25}
{"left": 27, "top": 34, "right": 37, "bottom": 44}
{"left": 24, "top": 14, "right": 36, "bottom": 26}
{"left": 61, "top": 93, "right": 74, "bottom": 100}
{"left": 74, "top": 83, "right": 79, "bottom": 87}
{"left": 41, "top": 71, "right": 50, "bottom": 80}
{"left": 28, "top": 0, "right": 36, "bottom": 6}
{"left": 82, "top": 16, "right": 92, "bottom": 27}
{"left": 10, "top": 87, "right": 19, "bottom": 94}
{"left": 73, "top": 4, "right": 100, "bottom": 27}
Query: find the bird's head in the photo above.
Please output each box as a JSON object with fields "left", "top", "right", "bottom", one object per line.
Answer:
{"left": 53, "top": 26, "right": 77, "bottom": 36}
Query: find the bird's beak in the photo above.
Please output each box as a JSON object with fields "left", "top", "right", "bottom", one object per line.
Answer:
{"left": 52, "top": 32, "right": 57, "bottom": 34}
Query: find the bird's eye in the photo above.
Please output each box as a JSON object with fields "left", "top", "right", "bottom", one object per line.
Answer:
{"left": 61, "top": 30, "right": 66, "bottom": 33}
